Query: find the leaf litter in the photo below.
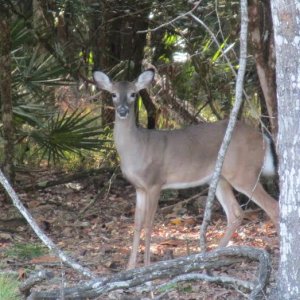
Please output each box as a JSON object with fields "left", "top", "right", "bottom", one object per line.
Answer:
{"left": 0, "top": 170, "right": 279, "bottom": 299}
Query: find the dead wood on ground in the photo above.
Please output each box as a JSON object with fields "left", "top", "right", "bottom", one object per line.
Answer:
{"left": 27, "top": 246, "right": 271, "bottom": 300}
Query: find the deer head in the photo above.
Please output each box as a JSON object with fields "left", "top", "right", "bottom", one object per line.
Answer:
{"left": 93, "top": 69, "right": 154, "bottom": 120}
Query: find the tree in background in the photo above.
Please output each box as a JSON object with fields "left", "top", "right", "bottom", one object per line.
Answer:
{"left": 0, "top": 0, "right": 280, "bottom": 174}
{"left": 0, "top": 3, "right": 14, "bottom": 183}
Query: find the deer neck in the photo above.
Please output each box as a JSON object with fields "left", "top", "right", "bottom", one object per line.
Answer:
{"left": 113, "top": 111, "right": 139, "bottom": 156}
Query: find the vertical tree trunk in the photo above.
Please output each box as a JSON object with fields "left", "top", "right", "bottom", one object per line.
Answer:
{"left": 248, "top": 0, "right": 278, "bottom": 137}
{"left": 91, "top": 1, "right": 155, "bottom": 128}
{"left": 271, "top": 1, "right": 300, "bottom": 298}
{"left": 0, "top": 10, "right": 14, "bottom": 183}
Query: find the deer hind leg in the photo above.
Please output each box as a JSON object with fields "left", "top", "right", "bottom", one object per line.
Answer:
{"left": 143, "top": 187, "right": 161, "bottom": 266}
{"left": 232, "top": 180, "right": 279, "bottom": 231}
{"left": 215, "top": 178, "right": 244, "bottom": 247}
{"left": 127, "top": 189, "right": 147, "bottom": 269}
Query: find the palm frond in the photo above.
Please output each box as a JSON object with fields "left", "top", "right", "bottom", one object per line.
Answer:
{"left": 13, "top": 104, "right": 53, "bottom": 127}
{"left": 30, "top": 109, "right": 106, "bottom": 163}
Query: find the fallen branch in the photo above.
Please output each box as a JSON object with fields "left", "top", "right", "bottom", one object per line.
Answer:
{"left": 28, "top": 246, "right": 271, "bottom": 300}
{"left": 155, "top": 272, "right": 254, "bottom": 293}
{"left": 19, "top": 270, "right": 54, "bottom": 297}
{"left": 22, "top": 167, "right": 115, "bottom": 191}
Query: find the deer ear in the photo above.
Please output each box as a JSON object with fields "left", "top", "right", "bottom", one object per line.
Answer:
{"left": 93, "top": 71, "right": 113, "bottom": 92}
{"left": 135, "top": 69, "right": 155, "bottom": 91}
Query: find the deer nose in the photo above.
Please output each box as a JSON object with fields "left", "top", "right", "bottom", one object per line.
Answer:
{"left": 116, "top": 105, "right": 129, "bottom": 119}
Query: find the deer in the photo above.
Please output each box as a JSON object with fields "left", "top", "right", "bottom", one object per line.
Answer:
{"left": 93, "top": 68, "right": 279, "bottom": 269}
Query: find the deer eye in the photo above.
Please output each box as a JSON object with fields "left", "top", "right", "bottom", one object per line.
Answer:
{"left": 112, "top": 93, "right": 117, "bottom": 98}
{"left": 130, "top": 93, "right": 136, "bottom": 98}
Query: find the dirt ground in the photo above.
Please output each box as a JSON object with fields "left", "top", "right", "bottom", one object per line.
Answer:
{"left": 0, "top": 170, "right": 279, "bottom": 299}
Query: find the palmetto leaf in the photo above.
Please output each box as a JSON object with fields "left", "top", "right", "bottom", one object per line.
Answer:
{"left": 13, "top": 48, "right": 72, "bottom": 90}
{"left": 13, "top": 104, "right": 52, "bottom": 127}
{"left": 30, "top": 109, "right": 105, "bottom": 163}
{"left": 11, "top": 19, "right": 34, "bottom": 50}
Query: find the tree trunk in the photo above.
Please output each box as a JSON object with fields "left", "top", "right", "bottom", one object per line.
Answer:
{"left": 271, "top": 1, "right": 300, "bottom": 298}
{"left": 0, "top": 8, "right": 14, "bottom": 183}
{"left": 248, "top": 0, "right": 278, "bottom": 137}
{"left": 91, "top": 1, "right": 155, "bottom": 128}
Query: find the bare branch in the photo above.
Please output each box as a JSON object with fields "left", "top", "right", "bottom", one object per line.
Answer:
{"left": 188, "top": 12, "right": 237, "bottom": 78}
{"left": 137, "top": 1, "right": 202, "bottom": 34}
{"left": 19, "top": 270, "right": 54, "bottom": 297}
{"left": 0, "top": 169, "right": 96, "bottom": 279}
{"left": 199, "top": 0, "right": 249, "bottom": 251}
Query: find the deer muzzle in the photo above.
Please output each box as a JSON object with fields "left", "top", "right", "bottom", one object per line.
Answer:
{"left": 116, "top": 105, "right": 129, "bottom": 119}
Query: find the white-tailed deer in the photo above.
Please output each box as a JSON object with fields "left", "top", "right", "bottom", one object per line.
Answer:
{"left": 93, "top": 69, "right": 279, "bottom": 269}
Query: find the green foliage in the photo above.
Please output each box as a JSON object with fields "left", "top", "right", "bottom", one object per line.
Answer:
{"left": 29, "top": 109, "right": 105, "bottom": 163}
{"left": 158, "top": 282, "right": 177, "bottom": 293}
{"left": 157, "top": 32, "right": 181, "bottom": 63}
{"left": 0, "top": 275, "right": 20, "bottom": 300}
{"left": 173, "top": 62, "right": 196, "bottom": 100}
{"left": 14, "top": 48, "right": 71, "bottom": 89}
{"left": 5, "top": 242, "right": 47, "bottom": 260}
{"left": 11, "top": 19, "right": 34, "bottom": 49}
{"left": 1, "top": 17, "right": 100, "bottom": 167}
{"left": 161, "top": 190, "right": 178, "bottom": 202}
{"left": 179, "top": 283, "right": 193, "bottom": 293}
{"left": 158, "top": 282, "right": 193, "bottom": 294}
{"left": 1, "top": 0, "right": 263, "bottom": 170}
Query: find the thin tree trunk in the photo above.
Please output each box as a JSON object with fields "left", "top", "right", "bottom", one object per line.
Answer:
{"left": 91, "top": 1, "right": 154, "bottom": 128}
{"left": 199, "top": 0, "right": 249, "bottom": 250}
{"left": 248, "top": 0, "right": 278, "bottom": 137}
{"left": 0, "top": 9, "right": 14, "bottom": 183}
{"left": 271, "top": 1, "right": 300, "bottom": 298}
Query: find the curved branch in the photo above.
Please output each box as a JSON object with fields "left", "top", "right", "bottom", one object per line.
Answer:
{"left": 27, "top": 246, "right": 271, "bottom": 299}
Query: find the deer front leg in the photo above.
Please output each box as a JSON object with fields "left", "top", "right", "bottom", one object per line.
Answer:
{"left": 127, "top": 189, "right": 147, "bottom": 269}
{"left": 143, "top": 187, "right": 161, "bottom": 266}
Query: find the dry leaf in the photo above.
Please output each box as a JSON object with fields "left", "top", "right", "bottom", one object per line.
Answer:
{"left": 159, "top": 239, "right": 182, "bottom": 247}
{"left": 18, "top": 268, "right": 26, "bottom": 279}
{"left": 183, "top": 217, "right": 197, "bottom": 226}
{"left": 170, "top": 218, "right": 182, "bottom": 225}
{"left": 30, "top": 255, "right": 60, "bottom": 264}
{"left": 27, "top": 200, "right": 41, "bottom": 208}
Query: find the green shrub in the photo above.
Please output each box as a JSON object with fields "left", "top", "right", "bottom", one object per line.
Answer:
{"left": 5, "top": 243, "right": 47, "bottom": 260}
{"left": 0, "top": 275, "right": 20, "bottom": 300}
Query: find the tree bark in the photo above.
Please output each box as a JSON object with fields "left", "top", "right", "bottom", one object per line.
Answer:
{"left": 271, "top": 1, "right": 300, "bottom": 298}
{"left": 248, "top": 0, "right": 278, "bottom": 137}
{"left": 0, "top": 7, "right": 14, "bottom": 183}
{"left": 139, "top": 89, "right": 157, "bottom": 129}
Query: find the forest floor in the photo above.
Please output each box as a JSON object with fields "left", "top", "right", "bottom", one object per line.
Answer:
{"left": 0, "top": 169, "right": 279, "bottom": 299}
